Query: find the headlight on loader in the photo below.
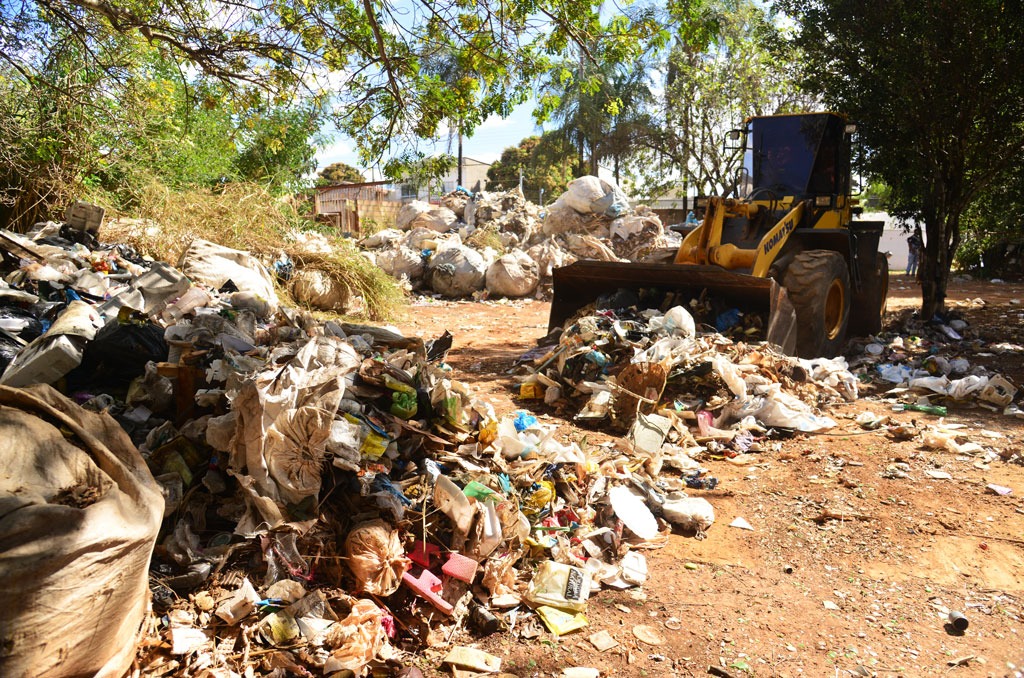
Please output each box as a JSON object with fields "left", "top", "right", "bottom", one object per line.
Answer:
{"left": 815, "top": 195, "right": 833, "bottom": 207}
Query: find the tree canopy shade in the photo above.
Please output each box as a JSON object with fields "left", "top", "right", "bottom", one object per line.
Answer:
{"left": 779, "top": 0, "right": 1024, "bottom": 318}
{"left": 1, "top": 0, "right": 666, "bottom": 166}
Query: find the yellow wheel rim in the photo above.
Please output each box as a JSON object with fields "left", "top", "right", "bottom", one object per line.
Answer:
{"left": 825, "top": 279, "right": 845, "bottom": 340}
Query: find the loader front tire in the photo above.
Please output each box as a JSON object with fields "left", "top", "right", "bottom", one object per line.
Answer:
{"left": 782, "top": 250, "right": 850, "bottom": 358}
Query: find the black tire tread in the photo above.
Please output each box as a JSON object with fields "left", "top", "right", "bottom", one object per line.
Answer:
{"left": 781, "top": 250, "right": 850, "bottom": 358}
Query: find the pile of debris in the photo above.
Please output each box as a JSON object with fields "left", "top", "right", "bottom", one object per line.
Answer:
{"left": 0, "top": 208, "right": 709, "bottom": 677}
{"left": 520, "top": 304, "right": 857, "bottom": 445}
{"left": 360, "top": 177, "right": 675, "bottom": 300}
{"left": 846, "top": 310, "right": 1020, "bottom": 414}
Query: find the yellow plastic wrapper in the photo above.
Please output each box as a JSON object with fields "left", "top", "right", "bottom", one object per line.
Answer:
{"left": 524, "top": 480, "right": 555, "bottom": 513}
{"left": 536, "top": 605, "right": 589, "bottom": 635}
{"left": 525, "top": 561, "right": 591, "bottom": 611}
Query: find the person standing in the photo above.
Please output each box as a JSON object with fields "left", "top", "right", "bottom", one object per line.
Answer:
{"left": 907, "top": 226, "right": 923, "bottom": 277}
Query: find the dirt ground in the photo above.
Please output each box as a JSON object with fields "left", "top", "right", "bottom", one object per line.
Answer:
{"left": 392, "top": 275, "right": 1024, "bottom": 678}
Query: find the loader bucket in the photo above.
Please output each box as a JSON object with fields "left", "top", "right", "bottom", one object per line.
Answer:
{"left": 549, "top": 261, "right": 797, "bottom": 355}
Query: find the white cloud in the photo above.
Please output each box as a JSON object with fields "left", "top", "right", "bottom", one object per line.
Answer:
{"left": 476, "top": 114, "right": 515, "bottom": 131}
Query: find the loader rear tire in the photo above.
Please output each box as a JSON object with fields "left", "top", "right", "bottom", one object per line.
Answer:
{"left": 782, "top": 250, "right": 850, "bottom": 358}
{"left": 849, "top": 255, "right": 889, "bottom": 337}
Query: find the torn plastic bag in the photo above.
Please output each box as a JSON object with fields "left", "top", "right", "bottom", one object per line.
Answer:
{"left": 717, "top": 386, "right": 836, "bottom": 432}
{"left": 0, "top": 384, "right": 164, "bottom": 678}
{"left": 323, "top": 598, "right": 390, "bottom": 675}
{"left": 345, "top": 519, "right": 411, "bottom": 595}
{"left": 178, "top": 239, "right": 278, "bottom": 318}
{"left": 228, "top": 337, "right": 360, "bottom": 533}
{"left": 662, "top": 496, "right": 715, "bottom": 537}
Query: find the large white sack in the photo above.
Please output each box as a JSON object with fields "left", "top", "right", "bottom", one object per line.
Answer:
{"left": 560, "top": 176, "right": 631, "bottom": 217}
{"left": 486, "top": 250, "right": 540, "bottom": 298}
{"left": 426, "top": 245, "right": 487, "bottom": 297}
{"left": 409, "top": 206, "right": 458, "bottom": 233}
{"left": 395, "top": 200, "right": 432, "bottom": 230}
{"left": 360, "top": 228, "right": 404, "bottom": 249}
{"left": 561, "top": 176, "right": 607, "bottom": 214}
{"left": 0, "top": 384, "right": 164, "bottom": 678}
{"left": 290, "top": 269, "right": 351, "bottom": 311}
{"left": 178, "top": 239, "right": 278, "bottom": 317}
{"left": 376, "top": 246, "right": 425, "bottom": 280}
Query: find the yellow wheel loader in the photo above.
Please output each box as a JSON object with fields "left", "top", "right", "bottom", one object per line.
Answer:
{"left": 549, "top": 112, "right": 889, "bottom": 358}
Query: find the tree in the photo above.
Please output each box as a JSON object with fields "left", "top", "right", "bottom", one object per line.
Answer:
{"left": 536, "top": 39, "right": 656, "bottom": 178}
{"left": 779, "top": 0, "right": 1024, "bottom": 318}
{"left": 232, "top": 105, "right": 325, "bottom": 193}
{"left": 629, "top": 0, "right": 810, "bottom": 201}
{"left": 486, "top": 133, "right": 579, "bottom": 202}
{"left": 1, "top": 0, "right": 665, "bottom": 169}
{"left": 318, "top": 162, "right": 366, "bottom": 185}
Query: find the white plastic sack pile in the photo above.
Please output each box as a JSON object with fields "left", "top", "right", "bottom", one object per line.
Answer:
{"left": 486, "top": 250, "right": 539, "bottom": 298}
{"left": 178, "top": 239, "right": 278, "bottom": 318}
{"left": 0, "top": 384, "right": 164, "bottom": 678}
{"left": 426, "top": 245, "right": 487, "bottom": 297}
{"left": 376, "top": 246, "right": 425, "bottom": 281}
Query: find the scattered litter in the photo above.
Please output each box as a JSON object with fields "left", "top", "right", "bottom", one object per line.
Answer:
{"left": 729, "top": 517, "right": 754, "bottom": 531}
{"left": 632, "top": 624, "right": 666, "bottom": 646}
{"left": 589, "top": 629, "right": 620, "bottom": 652}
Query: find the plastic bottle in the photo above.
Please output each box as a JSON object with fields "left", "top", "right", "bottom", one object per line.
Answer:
{"left": 160, "top": 287, "right": 210, "bottom": 323}
{"left": 893, "top": 403, "right": 947, "bottom": 416}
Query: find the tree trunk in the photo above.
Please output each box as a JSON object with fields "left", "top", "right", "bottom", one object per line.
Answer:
{"left": 920, "top": 212, "right": 958, "bottom": 320}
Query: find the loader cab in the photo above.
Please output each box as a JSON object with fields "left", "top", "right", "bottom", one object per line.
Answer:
{"left": 748, "top": 113, "right": 852, "bottom": 202}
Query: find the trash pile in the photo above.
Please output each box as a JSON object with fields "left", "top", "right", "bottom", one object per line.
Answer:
{"left": 520, "top": 304, "right": 859, "bottom": 442}
{"left": 359, "top": 177, "right": 675, "bottom": 300}
{"left": 847, "top": 315, "right": 1020, "bottom": 414}
{"left": 0, "top": 210, "right": 722, "bottom": 677}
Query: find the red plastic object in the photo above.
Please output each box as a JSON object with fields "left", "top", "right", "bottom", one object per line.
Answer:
{"left": 408, "top": 541, "right": 440, "bottom": 568}
{"left": 442, "top": 552, "right": 478, "bottom": 584}
{"left": 402, "top": 569, "right": 454, "bottom": 615}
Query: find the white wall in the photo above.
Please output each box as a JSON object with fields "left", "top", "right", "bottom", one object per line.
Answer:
{"left": 860, "top": 211, "right": 919, "bottom": 273}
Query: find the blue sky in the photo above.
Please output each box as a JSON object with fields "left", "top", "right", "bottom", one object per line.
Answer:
{"left": 314, "top": 101, "right": 541, "bottom": 180}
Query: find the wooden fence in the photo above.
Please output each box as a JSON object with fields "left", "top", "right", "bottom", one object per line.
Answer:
{"left": 314, "top": 182, "right": 404, "bottom": 235}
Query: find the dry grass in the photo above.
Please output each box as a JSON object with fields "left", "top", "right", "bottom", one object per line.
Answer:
{"left": 101, "top": 181, "right": 404, "bottom": 320}
{"left": 465, "top": 225, "right": 505, "bottom": 252}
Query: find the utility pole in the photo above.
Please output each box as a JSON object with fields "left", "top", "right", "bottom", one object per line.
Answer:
{"left": 457, "top": 122, "right": 464, "bottom": 188}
